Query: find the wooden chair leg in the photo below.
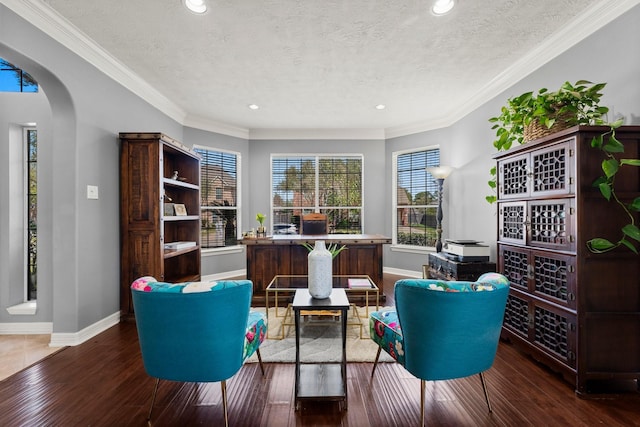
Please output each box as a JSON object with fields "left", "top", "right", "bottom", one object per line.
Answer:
{"left": 421, "top": 379, "right": 426, "bottom": 427}
{"left": 147, "top": 378, "right": 160, "bottom": 421}
{"left": 371, "top": 347, "right": 382, "bottom": 377}
{"left": 221, "top": 380, "right": 229, "bottom": 427}
{"left": 256, "top": 348, "right": 265, "bottom": 376}
{"left": 479, "top": 372, "right": 492, "bottom": 413}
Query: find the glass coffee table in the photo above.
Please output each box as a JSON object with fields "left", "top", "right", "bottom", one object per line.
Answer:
{"left": 265, "top": 275, "right": 380, "bottom": 339}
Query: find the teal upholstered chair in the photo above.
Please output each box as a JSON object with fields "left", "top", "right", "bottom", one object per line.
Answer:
{"left": 370, "top": 273, "right": 509, "bottom": 425}
{"left": 130, "top": 277, "right": 267, "bottom": 426}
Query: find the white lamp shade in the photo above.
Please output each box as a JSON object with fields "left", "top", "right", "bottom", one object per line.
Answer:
{"left": 426, "top": 165, "right": 454, "bottom": 180}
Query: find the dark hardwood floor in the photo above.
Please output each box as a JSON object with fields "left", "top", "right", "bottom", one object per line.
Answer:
{"left": 1, "top": 274, "right": 638, "bottom": 426}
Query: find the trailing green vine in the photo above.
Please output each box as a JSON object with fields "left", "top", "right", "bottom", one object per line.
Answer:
{"left": 587, "top": 123, "right": 640, "bottom": 254}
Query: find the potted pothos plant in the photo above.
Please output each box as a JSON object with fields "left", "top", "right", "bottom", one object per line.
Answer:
{"left": 487, "top": 80, "right": 640, "bottom": 254}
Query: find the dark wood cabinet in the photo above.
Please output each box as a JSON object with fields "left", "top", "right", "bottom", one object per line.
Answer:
{"left": 242, "top": 234, "right": 390, "bottom": 304}
{"left": 424, "top": 252, "right": 496, "bottom": 281}
{"left": 495, "top": 125, "right": 640, "bottom": 394}
{"left": 119, "top": 133, "right": 201, "bottom": 316}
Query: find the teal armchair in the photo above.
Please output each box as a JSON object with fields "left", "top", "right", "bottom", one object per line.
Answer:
{"left": 370, "top": 273, "right": 509, "bottom": 425}
{"left": 130, "top": 277, "right": 266, "bottom": 426}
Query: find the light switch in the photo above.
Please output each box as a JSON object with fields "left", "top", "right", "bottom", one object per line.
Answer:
{"left": 87, "top": 185, "right": 99, "bottom": 200}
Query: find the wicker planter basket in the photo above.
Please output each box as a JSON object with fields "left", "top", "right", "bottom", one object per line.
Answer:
{"left": 523, "top": 113, "right": 574, "bottom": 142}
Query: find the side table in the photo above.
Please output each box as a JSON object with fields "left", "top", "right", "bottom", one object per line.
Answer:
{"left": 292, "top": 288, "right": 350, "bottom": 411}
{"left": 424, "top": 252, "right": 496, "bottom": 281}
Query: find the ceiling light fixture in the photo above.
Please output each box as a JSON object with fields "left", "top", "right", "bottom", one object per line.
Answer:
{"left": 248, "top": 104, "right": 259, "bottom": 110}
{"left": 184, "top": 0, "right": 207, "bottom": 14}
{"left": 431, "top": 0, "right": 455, "bottom": 16}
{"left": 375, "top": 104, "right": 386, "bottom": 110}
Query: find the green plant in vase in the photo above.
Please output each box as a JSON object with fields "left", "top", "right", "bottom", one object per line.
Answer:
{"left": 301, "top": 242, "right": 347, "bottom": 259}
{"left": 256, "top": 213, "right": 266, "bottom": 237}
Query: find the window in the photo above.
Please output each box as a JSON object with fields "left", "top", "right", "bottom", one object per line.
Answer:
{"left": 194, "top": 147, "right": 239, "bottom": 248}
{"left": 271, "top": 155, "right": 363, "bottom": 234}
{"left": 393, "top": 147, "right": 441, "bottom": 248}
{"left": 0, "top": 58, "right": 38, "bottom": 93}
{"left": 26, "top": 128, "right": 37, "bottom": 300}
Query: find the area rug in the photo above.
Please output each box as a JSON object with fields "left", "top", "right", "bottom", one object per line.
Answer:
{"left": 246, "top": 307, "right": 395, "bottom": 364}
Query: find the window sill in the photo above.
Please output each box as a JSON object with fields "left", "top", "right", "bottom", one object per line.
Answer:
{"left": 6, "top": 301, "right": 37, "bottom": 315}
{"left": 389, "top": 244, "right": 435, "bottom": 255}
{"left": 201, "top": 245, "right": 245, "bottom": 256}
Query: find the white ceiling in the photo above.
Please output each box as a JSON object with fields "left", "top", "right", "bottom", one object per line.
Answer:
{"left": 7, "top": 0, "right": 638, "bottom": 138}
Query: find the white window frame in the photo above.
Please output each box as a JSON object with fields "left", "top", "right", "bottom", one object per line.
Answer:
{"left": 392, "top": 145, "right": 441, "bottom": 252}
{"left": 193, "top": 145, "right": 242, "bottom": 254}
{"left": 270, "top": 153, "right": 364, "bottom": 235}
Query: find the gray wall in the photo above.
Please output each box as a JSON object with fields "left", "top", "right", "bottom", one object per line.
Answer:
{"left": 1, "top": 3, "right": 638, "bottom": 335}
{"left": 384, "top": 3, "right": 640, "bottom": 272}
{"left": 1, "top": 5, "right": 182, "bottom": 332}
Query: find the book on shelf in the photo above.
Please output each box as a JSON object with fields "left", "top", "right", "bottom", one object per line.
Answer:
{"left": 164, "top": 241, "right": 196, "bottom": 251}
{"left": 348, "top": 278, "right": 372, "bottom": 288}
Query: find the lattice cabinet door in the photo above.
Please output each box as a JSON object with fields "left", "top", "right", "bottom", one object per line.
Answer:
{"left": 498, "top": 152, "right": 529, "bottom": 200}
{"left": 498, "top": 201, "right": 527, "bottom": 245}
{"left": 497, "top": 139, "right": 575, "bottom": 200}
{"left": 529, "top": 139, "right": 574, "bottom": 198}
{"left": 499, "top": 245, "right": 577, "bottom": 311}
{"left": 503, "top": 287, "right": 577, "bottom": 369}
{"left": 528, "top": 199, "right": 575, "bottom": 252}
{"left": 530, "top": 249, "right": 576, "bottom": 310}
{"left": 498, "top": 199, "right": 575, "bottom": 251}
{"left": 532, "top": 299, "right": 577, "bottom": 369}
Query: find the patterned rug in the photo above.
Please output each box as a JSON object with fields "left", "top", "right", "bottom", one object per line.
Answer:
{"left": 246, "top": 307, "right": 395, "bottom": 363}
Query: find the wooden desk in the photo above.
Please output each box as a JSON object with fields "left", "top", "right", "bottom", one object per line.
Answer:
{"left": 241, "top": 234, "right": 390, "bottom": 304}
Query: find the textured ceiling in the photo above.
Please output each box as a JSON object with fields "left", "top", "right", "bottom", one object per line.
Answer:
{"left": 27, "top": 0, "right": 625, "bottom": 135}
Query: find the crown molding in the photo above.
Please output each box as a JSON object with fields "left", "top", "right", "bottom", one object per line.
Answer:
{"left": 385, "top": 115, "right": 453, "bottom": 140}
{"left": 2, "top": 0, "right": 187, "bottom": 124}
{"left": 250, "top": 128, "right": 385, "bottom": 140}
{"left": 2, "top": 0, "right": 638, "bottom": 140}
{"left": 383, "top": 0, "right": 640, "bottom": 139}
{"left": 184, "top": 114, "right": 250, "bottom": 140}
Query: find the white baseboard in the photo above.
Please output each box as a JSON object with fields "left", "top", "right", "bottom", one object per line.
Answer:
{"left": 201, "top": 269, "right": 246, "bottom": 281}
{"left": 0, "top": 322, "right": 53, "bottom": 334}
{"left": 49, "top": 311, "right": 120, "bottom": 348}
{"left": 383, "top": 266, "right": 422, "bottom": 278}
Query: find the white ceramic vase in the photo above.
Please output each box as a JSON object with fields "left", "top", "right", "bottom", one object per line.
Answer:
{"left": 307, "top": 240, "right": 333, "bottom": 299}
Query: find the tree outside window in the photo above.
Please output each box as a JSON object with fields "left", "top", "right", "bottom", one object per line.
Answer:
{"left": 394, "top": 148, "right": 440, "bottom": 247}
{"left": 0, "top": 58, "right": 38, "bottom": 92}
{"left": 272, "top": 155, "right": 363, "bottom": 234}
{"left": 194, "top": 147, "right": 239, "bottom": 248}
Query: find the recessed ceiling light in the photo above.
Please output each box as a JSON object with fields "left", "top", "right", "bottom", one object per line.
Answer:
{"left": 432, "top": 0, "right": 455, "bottom": 16}
{"left": 184, "top": 0, "right": 207, "bottom": 14}
{"left": 375, "top": 104, "right": 386, "bottom": 110}
{"left": 248, "top": 104, "right": 259, "bottom": 110}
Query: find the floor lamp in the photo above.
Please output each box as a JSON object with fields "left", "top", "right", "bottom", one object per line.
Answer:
{"left": 426, "top": 166, "right": 454, "bottom": 252}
